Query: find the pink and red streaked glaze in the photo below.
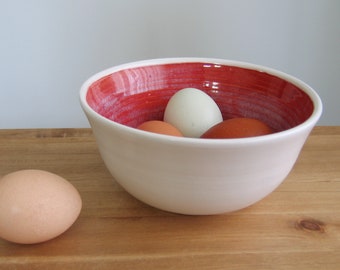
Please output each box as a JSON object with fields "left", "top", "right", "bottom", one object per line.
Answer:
{"left": 86, "top": 62, "right": 314, "bottom": 133}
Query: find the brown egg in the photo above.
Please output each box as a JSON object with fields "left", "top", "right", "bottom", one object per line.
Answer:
{"left": 201, "top": 118, "right": 273, "bottom": 139}
{"left": 137, "top": 120, "right": 183, "bottom": 137}
{"left": 0, "top": 170, "right": 82, "bottom": 244}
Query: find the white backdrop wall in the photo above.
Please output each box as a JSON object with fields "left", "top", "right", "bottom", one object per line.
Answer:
{"left": 1, "top": 0, "right": 339, "bottom": 128}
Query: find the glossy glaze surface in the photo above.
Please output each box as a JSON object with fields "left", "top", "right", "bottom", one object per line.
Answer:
{"left": 87, "top": 62, "right": 314, "bottom": 132}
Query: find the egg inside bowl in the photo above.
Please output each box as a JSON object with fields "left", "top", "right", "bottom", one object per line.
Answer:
{"left": 80, "top": 58, "right": 322, "bottom": 215}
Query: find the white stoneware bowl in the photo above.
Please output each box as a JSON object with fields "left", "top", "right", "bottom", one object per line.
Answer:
{"left": 80, "top": 58, "right": 322, "bottom": 215}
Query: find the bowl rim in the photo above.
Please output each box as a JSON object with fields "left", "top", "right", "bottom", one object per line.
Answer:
{"left": 80, "top": 57, "right": 323, "bottom": 146}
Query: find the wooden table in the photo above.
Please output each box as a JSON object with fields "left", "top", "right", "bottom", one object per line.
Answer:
{"left": 0, "top": 127, "right": 339, "bottom": 269}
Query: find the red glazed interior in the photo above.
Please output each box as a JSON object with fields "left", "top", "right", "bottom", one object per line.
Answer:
{"left": 86, "top": 62, "right": 314, "bottom": 132}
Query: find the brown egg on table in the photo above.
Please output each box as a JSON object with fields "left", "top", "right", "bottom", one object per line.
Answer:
{"left": 0, "top": 169, "right": 82, "bottom": 244}
{"left": 201, "top": 117, "right": 273, "bottom": 139}
{"left": 137, "top": 120, "right": 183, "bottom": 137}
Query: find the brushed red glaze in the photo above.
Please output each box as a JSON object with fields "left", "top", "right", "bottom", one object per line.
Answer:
{"left": 86, "top": 62, "right": 314, "bottom": 132}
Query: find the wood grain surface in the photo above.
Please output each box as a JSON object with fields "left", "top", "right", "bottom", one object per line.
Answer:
{"left": 0, "top": 127, "right": 339, "bottom": 269}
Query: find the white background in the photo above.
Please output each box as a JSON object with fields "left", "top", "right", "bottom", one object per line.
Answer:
{"left": 1, "top": 0, "right": 339, "bottom": 128}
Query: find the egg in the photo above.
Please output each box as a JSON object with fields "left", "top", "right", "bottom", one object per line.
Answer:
{"left": 164, "top": 88, "right": 223, "bottom": 138}
{"left": 0, "top": 169, "right": 82, "bottom": 244}
{"left": 201, "top": 117, "right": 273, "bottom": 139}
{"left": 137, "top": 120, "right": 183, "bottom": 137}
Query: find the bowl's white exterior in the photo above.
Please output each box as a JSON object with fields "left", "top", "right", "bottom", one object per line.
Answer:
{"left": 80, "top": 58, "right": 322, "bottom": 215}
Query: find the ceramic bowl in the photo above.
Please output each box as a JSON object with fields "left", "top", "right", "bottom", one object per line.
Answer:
{"left": 80, "top": 58, "right": 322, "bottom": 215}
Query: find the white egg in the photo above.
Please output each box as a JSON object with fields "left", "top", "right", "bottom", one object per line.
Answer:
{"left": 164, "top": 88, "right": 223, "bottom": 138}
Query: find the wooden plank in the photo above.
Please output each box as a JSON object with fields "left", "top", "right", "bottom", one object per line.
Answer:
{"left": 0, "top": 127, "right": 339, "bottom": 269}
